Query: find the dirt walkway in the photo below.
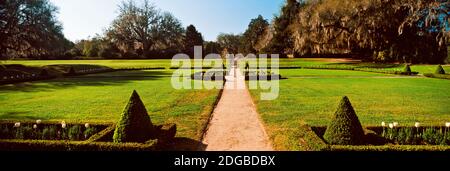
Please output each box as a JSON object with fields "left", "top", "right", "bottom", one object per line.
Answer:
{"left": 202, "top": 67, "right": 273, "bottom": 151}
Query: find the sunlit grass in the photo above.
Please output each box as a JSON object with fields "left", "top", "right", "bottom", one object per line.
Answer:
{"left": 250, "top": 69, "right": 450, "bottom": 150}
{"left": 0, "top": 70, "right": 222, "bottom": 140}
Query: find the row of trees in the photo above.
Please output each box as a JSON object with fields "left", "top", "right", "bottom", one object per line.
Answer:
{"left": 256, "top": 0, "right": 449, "bottom": 63}
{"left": 71, "top": 0, "right": 204, "bottom": 59}
{"left": 0, "top": 0, "right": 73, "bottom": 60}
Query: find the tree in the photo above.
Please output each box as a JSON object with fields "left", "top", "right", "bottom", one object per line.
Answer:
{"left": 0, "top": 0, "right": 73, "bottom": 59}
{"left": 266, "top": 0, "right": 301, "bottom": 56}
{"left": 204, "top": 41, "right": 222, "bottom": 55}
{"left": 113, "top": 90, "right": 154, "bottom": 143}
{"left": 323, "top": 96, "right": 365, "bottom": 145}
{"left": 107, "top": 0, "right": 185, "bottom": 58}
{"left": 184, "top": 25, "right": 204, "bottom": 57}
{"left": 216, "top": 33, "right": 242, "bottom": 54}
{"left": 290, "top": 0, "right": 449, "bottom": 63}
{"left": 242, "top": 15, "right": 269, "bottom": 54}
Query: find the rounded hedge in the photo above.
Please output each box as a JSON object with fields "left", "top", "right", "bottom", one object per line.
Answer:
{"left": 113, "top": 90, "right": 154, "bottom": 143}
{"left": 323, "top": 96, "right": 365, "bottom": 145}
{"left": 435, "top": 65, "right": 446, "bottom": 74}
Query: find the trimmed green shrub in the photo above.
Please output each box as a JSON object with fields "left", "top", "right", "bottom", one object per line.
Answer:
{"left": 323, "top": 96, "right": 365, "bottom": 145}
{"left": 403, "top": 64, "right": 412, "bottom": 73}
{"left": 113, "top": 90, "right": 154, "bottom": 143}
{"left": 435, "top": 65, "right": 446, "bottom": 74}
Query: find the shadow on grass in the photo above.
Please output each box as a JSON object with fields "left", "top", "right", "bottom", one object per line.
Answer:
{"left": 329, "top": 62, "right": 403, "bottom": 69}
{"left": 161, "top": 137, "right": 207, "bottom": 151}
{"left": 0, "top": 111, "right": 40, "bottom": 120}
{"left": 0, "top": 70, "right": 173, "bottom": 93}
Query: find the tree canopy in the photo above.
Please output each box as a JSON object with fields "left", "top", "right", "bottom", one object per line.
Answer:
{"left": 0, "top": 0, "right": 72, "bottom": 59}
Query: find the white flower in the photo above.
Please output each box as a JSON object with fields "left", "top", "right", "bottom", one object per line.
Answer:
{"left": 381, "top": 122, "right": 386, "bottom": 127}
{"left": 415, "top": 122, "right": 420, "bottom": 128}
{"left": 36, "top": 120, "right": 42, "bottom": 124}
{"left": 393, "top": 122, "right": 399, "bottom": 127}
{"left": 85, "top": 123, "right": 90, "bottom": 128}
{"left": 61, "top": 121, "right": 66, "bottom": 129}
{"left": 446, "top": 122, "right": 450, "bottom": 128}
{"left": 14, "top": 122, "right": 21, "bottom": 128}
{"left": 389, "top": 123, "right": 394, "bottom": 129}
{"left": 33, "top": 124, "right": 38, "bottom": 129}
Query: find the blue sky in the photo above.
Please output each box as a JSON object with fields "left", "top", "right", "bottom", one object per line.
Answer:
{"left": 50, "top": 0, "right": 285, "bottom": 42}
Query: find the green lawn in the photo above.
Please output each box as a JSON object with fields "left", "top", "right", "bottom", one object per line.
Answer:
{"left": 250, "top": 69, "right": 450, "bottom": 150}
{"left": 0, "top": 69, "right": 222, "bottom": 141}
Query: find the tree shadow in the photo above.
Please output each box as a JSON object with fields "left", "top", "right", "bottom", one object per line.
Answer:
{"left": 329, "top": 62, "right": 403, "bottom": 69}
{"left": 0, "top": 70, "right": 173, "bottom": 93}
{"left": 0, "top": 111, "right": 40, "bottom": 120}
{"left": 160, "top": 137, "right": 208, "bottom": 151}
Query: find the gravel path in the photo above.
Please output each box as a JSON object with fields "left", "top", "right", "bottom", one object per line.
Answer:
{"left": 202, "top": 67, "right": 273, "bottom": 151}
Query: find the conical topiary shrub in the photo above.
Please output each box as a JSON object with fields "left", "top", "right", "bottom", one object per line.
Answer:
{"left": 403, "top": 64, "right": 411, "bottom": 73}
{"left": 323, "top": 96, "right": 365, "bottom": 145}
{"left": 435, "top": 65, "right": 446, "bottom": 74}
{"left": 113, "top": 90, "right": 154, "bottom": 143}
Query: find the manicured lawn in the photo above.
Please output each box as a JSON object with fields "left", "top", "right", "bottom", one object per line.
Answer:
{"left": 250, "top": 69, "right": 450, "bottom": 150}
{"left": 0, "top": 70, "right": 222, "bottom": 141}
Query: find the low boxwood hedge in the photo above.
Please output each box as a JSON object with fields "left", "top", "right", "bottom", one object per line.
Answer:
{"left": 0, "top": 139, "right": 159, "bottom": 151}
{"left": 298, "top": 125, "right": 450, "bottom": 151}
{"left": 423, "top": 73, "right": 450, "bottom": 80}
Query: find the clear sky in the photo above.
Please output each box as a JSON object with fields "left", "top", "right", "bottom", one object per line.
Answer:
{"left": 49, "top": 0, "right": 285, "bottom": 42}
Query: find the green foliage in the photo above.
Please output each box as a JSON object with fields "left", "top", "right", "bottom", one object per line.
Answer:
{"left": 435, "top": 65, "right": 446, "bottom": 74}
{"left": 42, "top": 126, "right": 55, "bottom": 140}
{"left": 323, "top": 96, "right": 365, "bottom": 145}
{"left": 0, "top": 0, "right": 73, "bottom": 59}
{"left": 403, "top": 64, "right": 412, "bottom": 73}
{"left": 184, "top": 25, "right": 204, "bottom": 56}
{"left": 242, "top": 15, "right": 269, "bottom": 53}
{"left": 68, "top": 125, "right": 82, "bottom": 141}
{"left": 0, "top": 139, "right": 159, "bottom": 151}
{"left": 113, "top": 90, "right": 154, "bottom": 143}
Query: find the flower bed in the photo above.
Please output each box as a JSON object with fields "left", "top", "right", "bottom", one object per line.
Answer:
{"left": 0, "top": 121, "right": 108, "bottom": 141}
{"left": 0, "top": 120, "right": 175, "bottom": 151}
{"left": 298, "top": 124, "right": 450, "bottom": 151}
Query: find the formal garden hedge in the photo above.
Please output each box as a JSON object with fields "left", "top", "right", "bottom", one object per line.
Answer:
{"left": 0, "top": 91, "right": 177, "bottom": 151}
{"left": 423, "top": 65, "right": 449, "bottom": 80}
{"left": 295, "top": 97, "right": 450, "bottom": 151}
{"left": 297, "top": 65, "right": 419, "bottom": 76}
